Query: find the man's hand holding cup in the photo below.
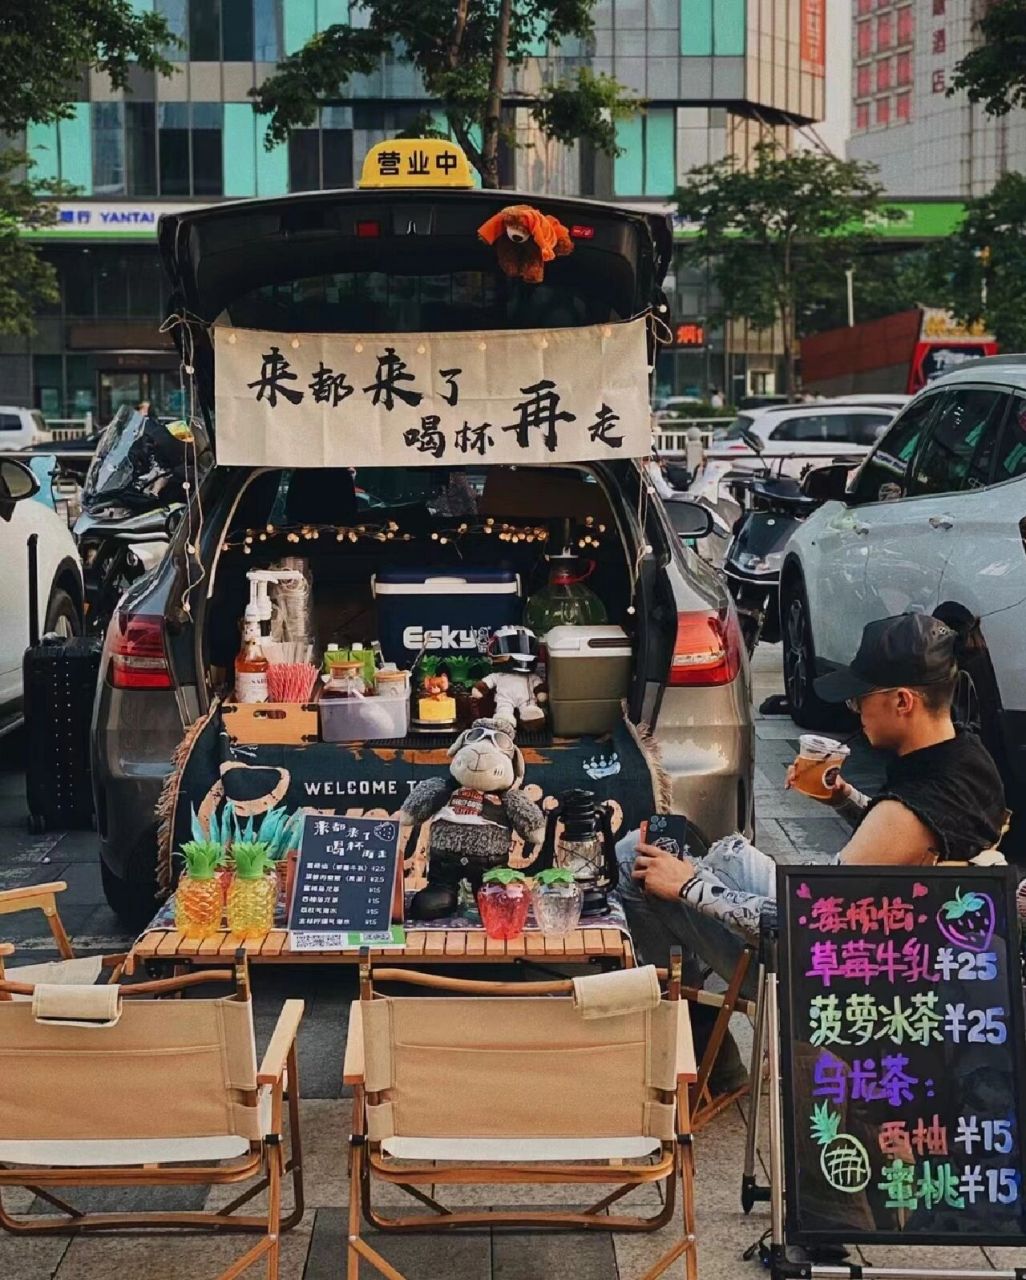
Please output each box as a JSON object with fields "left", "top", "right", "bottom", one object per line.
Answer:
{"left": 786, "top": 734, "right": 852, "bottom": 806}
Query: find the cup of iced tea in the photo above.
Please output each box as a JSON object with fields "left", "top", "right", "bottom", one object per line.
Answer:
{"left": 791, "top": 734, "right": 850, "bottom": 800}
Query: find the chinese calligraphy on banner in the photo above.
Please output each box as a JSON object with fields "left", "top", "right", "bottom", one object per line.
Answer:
{"left": 213, "top": 319, "right": 651, "bottom": 468}
{"left": 800, "top": 0, "right": 826, "bottom": 75}
{"left": 777, "top": 866, "right": 1026, "bottom": 1247}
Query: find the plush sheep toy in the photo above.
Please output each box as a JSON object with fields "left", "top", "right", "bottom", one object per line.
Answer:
{"left": 401, "top": 717, "right": 546, "bottom": 920}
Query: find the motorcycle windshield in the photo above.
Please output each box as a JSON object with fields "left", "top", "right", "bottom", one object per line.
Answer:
{"left": 739, "top": 512, "right": 796, "bottom": 559}
{"left": 82, "top": 407, "right": 210, "bottom": 511}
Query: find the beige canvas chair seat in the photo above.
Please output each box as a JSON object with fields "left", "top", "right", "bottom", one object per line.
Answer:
{"left": 344, "top": 956, "right": 698, "bottom": 1280}
{"left": 0, "top": 882, "right": 126, "bottom": 998}
{"left": 380, "top": 1135, "right": 663, "bottom": 1161}
{"left": 0, "top": 957, "right": 305, "bottom": 1280}
{"left": 2, "top": 954, "right": 104, "bottom": 999}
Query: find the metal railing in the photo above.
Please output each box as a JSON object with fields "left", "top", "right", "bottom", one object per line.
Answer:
{"left": 652, "top": 417, "right": 721, "bottom": 457}
{"left": 42, "top": 414, "right": 93, "bottom": 442}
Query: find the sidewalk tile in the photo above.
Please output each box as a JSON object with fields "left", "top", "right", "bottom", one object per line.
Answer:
{"left": 856, "top": 1243, "right": 994, "bottom": 1271}
{"left": 56, "top": 1210, "right": 314, "bottom": 1279}
{"left": 0, "top": 1233, "right": 70, "bottom": 1280}
{"left": 984, "top": 1245, "right": 1026, "bottom": 1270}
{"left": 29, "top": 1185, "right": 207, "bottom": 1216}
{"left": 491, "top": 1208, "right": 616, "bottom": 1279}
{"left": 306, "top": 1206, "right": 490, "bottom": 1280}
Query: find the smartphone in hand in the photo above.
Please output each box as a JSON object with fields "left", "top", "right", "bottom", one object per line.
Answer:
{"left": 641, "top": 814, "right": 691, "bottom": 859}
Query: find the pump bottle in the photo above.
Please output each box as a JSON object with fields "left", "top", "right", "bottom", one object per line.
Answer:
{"left": 235, "top": 605, "right": 269, "bottom": 703}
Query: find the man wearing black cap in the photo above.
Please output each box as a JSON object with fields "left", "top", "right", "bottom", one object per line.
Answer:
{"left": 617, "top": 612, "right": 1007, "bottom": 1092}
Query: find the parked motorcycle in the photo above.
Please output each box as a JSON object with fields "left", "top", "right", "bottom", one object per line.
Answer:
{"left": 74, "top": 406, "right": 210, "bottom": 634}
{"left": 722, "top": 431, "right": 820, "bottom": 655}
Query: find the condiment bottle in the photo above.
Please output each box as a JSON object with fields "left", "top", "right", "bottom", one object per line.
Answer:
{"left": 235, "top": 606, "right": 269, "bottom": 703}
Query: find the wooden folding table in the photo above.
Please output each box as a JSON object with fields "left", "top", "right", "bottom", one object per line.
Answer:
{"left": 125, "top": 925, "right": 635, "bottom": 975}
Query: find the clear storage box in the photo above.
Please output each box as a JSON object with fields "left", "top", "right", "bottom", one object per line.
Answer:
{"left": 319, "top": 693, "right": 410, "bottom": 743}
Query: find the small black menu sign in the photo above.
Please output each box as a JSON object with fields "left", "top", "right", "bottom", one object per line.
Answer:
{"left": 777, "top": 865, "right": 1026, "bottom": 1248}
{"left": 288, "top": 815, "right": 401, "bottom": 951}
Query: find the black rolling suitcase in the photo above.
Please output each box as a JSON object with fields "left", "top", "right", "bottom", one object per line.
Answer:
{"left": 23, "top": 533, "right": 101, "bottom": 833}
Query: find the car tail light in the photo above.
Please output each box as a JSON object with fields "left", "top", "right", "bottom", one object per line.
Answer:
{"left": 355, "top": 220, "right": 381, "bottom": 238}
{"left": 570, "top": 224, "right": 595, "bottom": 239}
{"left": 668, "top": 608, "right": 743, "bottom": 687}
{"left": 109, "top": 611, "right": 173, "bottom": 690}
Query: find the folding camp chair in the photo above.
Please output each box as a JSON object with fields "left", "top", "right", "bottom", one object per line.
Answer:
{"left": 0, "top": 881, "right": 127, "bottom": 993}
{"left": 0, "top": 954, "right": 305, "bottom": 1280}
{"left": 344, "top": 949, "right": 698, "bottom": 1280}
{"left": 682, "top": 944, "right": 757, "bottom": 1131}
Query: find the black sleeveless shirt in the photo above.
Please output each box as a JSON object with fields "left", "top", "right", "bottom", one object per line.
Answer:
{"left": 864, "top": 730, "right": 1006, "bottom": 861}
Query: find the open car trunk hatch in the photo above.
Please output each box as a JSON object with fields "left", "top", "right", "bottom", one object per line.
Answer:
{"left": 200, "top": 461, "right": 673, "bottom": 743}
{"left": 158, "top": 189, "right": 671, "bottom": 434}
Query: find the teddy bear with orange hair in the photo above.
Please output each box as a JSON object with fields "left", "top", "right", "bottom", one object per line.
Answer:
{"left": 477, "top": 204, "right": 573, "bottom": 284}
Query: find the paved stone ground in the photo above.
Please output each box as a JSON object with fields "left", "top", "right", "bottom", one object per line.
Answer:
{"left": 0, "top": 645, "right": 1020, "bottom": 1278}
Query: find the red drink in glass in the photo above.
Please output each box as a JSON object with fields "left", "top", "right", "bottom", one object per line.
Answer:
{"left": 477, "top": 884, "right": 530, "bottom": 940}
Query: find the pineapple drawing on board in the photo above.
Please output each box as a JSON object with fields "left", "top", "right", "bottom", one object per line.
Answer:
{"left": 810, "top": 1101, "right": 871, "bottom": 1193}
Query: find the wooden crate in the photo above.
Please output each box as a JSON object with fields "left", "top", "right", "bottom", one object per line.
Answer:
{"left": 222, "top": 700, "right": 319, "bottom": 744}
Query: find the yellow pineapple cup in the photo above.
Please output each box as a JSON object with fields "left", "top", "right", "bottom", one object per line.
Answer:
{"left": 227, "top": 841, "right": 278, "bottom": 938}
{"left": 175, "top": 840, "right": 225, "bottom": 938}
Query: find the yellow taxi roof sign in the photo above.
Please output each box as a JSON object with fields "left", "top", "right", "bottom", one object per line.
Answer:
{"left": 359, "top": 138, "right": 475, "bottom": 190}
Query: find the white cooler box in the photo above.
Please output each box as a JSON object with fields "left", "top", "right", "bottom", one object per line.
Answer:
{"left": 544, "top": 625, "right": 632, "bottom": 737}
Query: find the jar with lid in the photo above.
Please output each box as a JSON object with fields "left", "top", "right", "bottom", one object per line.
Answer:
{"left": 375, "top": 670, "right": 408, "bottom": 699}
{"left": 324, "top": 660, "right": 365, "bottom": 699}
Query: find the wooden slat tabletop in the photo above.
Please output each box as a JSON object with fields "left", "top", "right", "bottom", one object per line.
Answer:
{"left": 128, "top": 926, "right": 633, "bottom": 969}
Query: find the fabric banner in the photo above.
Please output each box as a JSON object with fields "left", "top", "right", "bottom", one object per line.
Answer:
{"left": 213, "top": 318, "right": 651, "bottom": 468}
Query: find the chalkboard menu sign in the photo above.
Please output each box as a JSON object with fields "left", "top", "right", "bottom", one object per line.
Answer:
{"left": 777, "top": 865, "right": 1026, "bottom": 1248}
{"left": 288, "top": 815, "right": 402, "bottom": 951}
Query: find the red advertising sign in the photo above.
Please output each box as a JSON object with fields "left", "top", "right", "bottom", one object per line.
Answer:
{"left": 801, "top": 0, "right": 826, "bottom": 74}
{"left": 672, "top": 323, "right": 706, "bottom": 348}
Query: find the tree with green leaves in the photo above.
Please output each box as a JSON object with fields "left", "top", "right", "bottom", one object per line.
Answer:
{"left": 252, "top": 0, "right": 638, "bottom": 189}
{"left": 932, "top": 170, "right": 1026, "bottom": 352}
{"left": 677, "top": 143, "right": 888, "bottom": 396}
{"left": 801, "top": 248, "right": 944, "bottom": 337}
{"left": 0, "top": 1, "right": 173, "bottom": 335}
{"left": 949, "top": 0, "right": 1026, "bottom": 117}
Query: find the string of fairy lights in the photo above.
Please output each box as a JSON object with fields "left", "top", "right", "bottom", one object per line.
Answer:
{"left": 227, "top": 515, "right": 609, "bottom": 554}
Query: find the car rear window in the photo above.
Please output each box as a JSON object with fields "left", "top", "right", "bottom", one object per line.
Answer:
{"left": 226, "top": 269, "right": 613, "bottom": 333}
{"left": 823, "top": 413, "right": 892, "bottom": 445}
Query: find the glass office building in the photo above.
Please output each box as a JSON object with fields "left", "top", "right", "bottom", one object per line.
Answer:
{"left": 4, "top": 0, "right": 825, "bottom": 417}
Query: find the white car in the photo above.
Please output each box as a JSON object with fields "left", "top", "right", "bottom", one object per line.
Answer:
{"left": 780, "top": 358, "right": 1026, "bottom": 858}
{"left": 0, "top": 406, "right": 52, "bottom": 452}
{"left": 688, "top": 399, "right": 906, "bottom": 508}
{"left": 0, "top": 459, "right": 84, "bottom": 735}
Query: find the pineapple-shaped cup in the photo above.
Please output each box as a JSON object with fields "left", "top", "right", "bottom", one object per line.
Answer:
{"left": 175, "top": 840, "right": 225, "bottom": 938}
{"left": 227, "top": 841, "right": 277, "bottom": 938}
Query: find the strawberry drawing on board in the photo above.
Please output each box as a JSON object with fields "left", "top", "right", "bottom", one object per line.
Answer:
{"left": 936, "top": 887, "right": 995, "bottom": 952}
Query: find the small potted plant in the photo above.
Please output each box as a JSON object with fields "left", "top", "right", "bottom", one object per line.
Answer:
{"left": 175, "top": 839, "right": 225, "bottom": 938}
{"left": 226, "top": 841, "right": 277, "bottom": 938}
{"left": 531, "top": 866, "right": 584, "bottom": 936}
{"left": 477, "top": 867, "right": 531, "bottom": 940}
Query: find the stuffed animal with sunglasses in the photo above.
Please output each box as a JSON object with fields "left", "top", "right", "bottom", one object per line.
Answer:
{"left": 401, "top": 717, "right": 546, "bottom": 920}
